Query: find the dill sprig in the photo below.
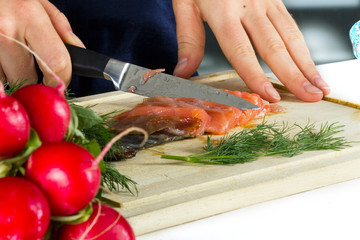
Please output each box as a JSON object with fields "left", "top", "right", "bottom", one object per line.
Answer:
{"left": 102, "top": 161, "right": 138, "bottom": 195}
{"left": 81, "top": 115, "right": 125, "bottom": 161}
{"left": 2, "top": 78, "right": 28, "bottom": 94}
{"left": 161, "top": 121, "right": 350, "bottom": 164}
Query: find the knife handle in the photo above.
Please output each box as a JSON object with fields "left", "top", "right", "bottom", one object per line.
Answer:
{"left": 65, "top": 44, "right": 110, "bottom": 79}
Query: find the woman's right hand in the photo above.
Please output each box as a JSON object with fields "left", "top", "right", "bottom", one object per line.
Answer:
{"left": 0, "top": 0, "right": 85, "bottom": 87}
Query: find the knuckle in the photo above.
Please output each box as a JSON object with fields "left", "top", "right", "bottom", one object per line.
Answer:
{"left": 266, "top": 38, "right": 285, "bottom": 52}
{"left": 177, "top": 34, "right": 204, "bottom": 50}
{"left": 273, "top": 0, "right": 288, "bottom": 12}
{"left": 17, "top": 0, "right": 44, "bottom": 18}
{"left": 283, "top": 27, "right": 303, "bottom": 42}
{"left": 0, "top": 0, "right": 43, "bottom": 40}
{"left": 229, "top": 42, "right": 255, "bottom": 61}
{"left": 0, "top": 19, "right": 17, "bottom": 42}
{"left": 261, "top": 38, "right": 286, "bottom": 60}
{"left": 53, "top": 10, "right": 70, "bottom": 25}
{"left": 55, "top": 11, "right": 67, "bottom": 22}
{"left": 46, "top": 52, "right": 70, "bottom": 75}
{"left": 52, "top": 11, "right": 72, "bottom": 32}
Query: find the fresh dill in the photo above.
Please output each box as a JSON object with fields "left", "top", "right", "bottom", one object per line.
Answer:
{"left": 2, "top": 78, "right": 28, "bottom": 94}
{"left": 161, "top": 121, "right": 350, "bottom": 164}
{"left": 65, "top": 102, "right": 136, "bottom": 194}
{"left": 102, "top": 161, "right": 138, "bottom": 195}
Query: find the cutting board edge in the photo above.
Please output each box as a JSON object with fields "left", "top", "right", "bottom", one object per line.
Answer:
{"left": 115, "top": 145, "right": 359, "bottom": 210}
{"left": 127, "top": 156, "right": 360, "bottom": 236}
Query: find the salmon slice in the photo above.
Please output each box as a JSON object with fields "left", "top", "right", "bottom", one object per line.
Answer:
{"left": 222, "top": 90, "right": 271, "bottom": 126}
{"left": 172, "top": 98, "right": 243, "bottom": 135}
{"left": 111, "top": 115, "right": 203, "bottom": 137}
{"left": 112, "top": 91, "right": 274, "bottom": 137}
{"left": 112, "top": 96, "right": 209, "bottom": 137}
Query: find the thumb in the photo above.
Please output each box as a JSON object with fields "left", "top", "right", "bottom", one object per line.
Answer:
{"left": 40, "top": 0, "right": 85, "bottom": 48}
{"left": 172, "top": 0, "right": 205, "bottom": 78}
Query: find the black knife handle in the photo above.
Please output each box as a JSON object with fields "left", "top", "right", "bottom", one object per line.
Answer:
{"left": 65, "top": 44, "right": 110, "bottom": 79}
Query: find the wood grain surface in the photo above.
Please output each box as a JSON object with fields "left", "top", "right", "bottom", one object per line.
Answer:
{"left": 75, "top": 71, "right": 360, "bottom": 236}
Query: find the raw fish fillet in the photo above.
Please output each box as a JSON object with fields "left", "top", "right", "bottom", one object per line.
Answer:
{"left": 112, "top": 91, "right": 272, "bottom": 136}
{"left": 112, "top": 96, "right": 209, "bottom": 137}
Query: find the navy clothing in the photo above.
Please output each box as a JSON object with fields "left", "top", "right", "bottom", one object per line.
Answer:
{"left": 51, "top": 0, "right": 178, "bottom": 97}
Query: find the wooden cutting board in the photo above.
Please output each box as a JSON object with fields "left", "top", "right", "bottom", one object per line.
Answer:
{"left": 75, "top": 71, "right": 360, "bottom": 236}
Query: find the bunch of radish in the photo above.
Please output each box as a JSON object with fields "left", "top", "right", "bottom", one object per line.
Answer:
{"left": 0, "top": 34, "right": 141, "bottom": 239}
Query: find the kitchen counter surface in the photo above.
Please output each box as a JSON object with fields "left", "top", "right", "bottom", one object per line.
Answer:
{"left": 137, "top": 176, "right": 360, "bottom": 240}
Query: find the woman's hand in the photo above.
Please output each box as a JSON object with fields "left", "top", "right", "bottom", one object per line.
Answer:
{"left": 0, "top": 0, "right": 84, "bottom": 87}
{"left": 172, "top": 0, "right": 330, "bottom": 102}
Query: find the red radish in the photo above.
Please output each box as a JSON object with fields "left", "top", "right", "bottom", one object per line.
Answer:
{"left": 0, "top": 81, "right": 30, "bottom": 160}
{"left": 0, "top": 176, "right": 50, "bottom": 239}
{"left": 25, "top": 127, "right": 148, "bottom": 217}
{"left": 57, "top": 202, "right": 135, "bottom": 240}
{"left": 12, "top": 84, "right": 71, "bottom": 143}
{"left": 25, "top": 141, "right": 101, "bottom": 216}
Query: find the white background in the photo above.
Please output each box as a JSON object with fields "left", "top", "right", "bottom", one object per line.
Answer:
{"left": 138, "top": 177, "right": 360, "bottom": 240}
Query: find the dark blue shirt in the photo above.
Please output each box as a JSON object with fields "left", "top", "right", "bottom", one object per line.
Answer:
{"left": 51, "top": 0, "right": 178, "bottom": 97}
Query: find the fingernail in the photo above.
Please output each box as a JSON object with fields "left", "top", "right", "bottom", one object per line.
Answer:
{"left": 313, "top": 75, "right": 330, "bottom": 94}
{"left": 264, "top": 82, "right": 281, "bottom": 100}
{"left": 173, "top": 58, "right": 187, "bottom": 76}
{"left": 303, "top": 82, "right": 322, "bottom": 94}
{"left": 70, "top": 32, "right": 86, "bottom": 48}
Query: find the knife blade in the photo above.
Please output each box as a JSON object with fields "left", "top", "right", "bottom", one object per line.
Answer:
{"left": 65, "top": 44, "right": 259, "bottom": 110}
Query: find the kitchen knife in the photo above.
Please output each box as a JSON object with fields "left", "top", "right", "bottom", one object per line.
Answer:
{"left": 267, "top": 59, "right": 360, "bottom": 108}
{"left": 65, "top": 44, "right": 259, "bottom": 110}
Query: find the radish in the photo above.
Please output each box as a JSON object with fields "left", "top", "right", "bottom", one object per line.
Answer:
{"left": 25, "top": 127, "right": 148, "bottom": 216}
{"left": 0, "top": 81, "right": 30, "bottom": 160}
{"left": 0, "top": 176, "right": 50, "bottom": 239}
{"left": 57, "top": 202, "right": 135, "bottom": 240}
{"left": 25, "top": 141, "right": 101, "bottom": 216}
{"left": 12, "top": 84, "right": 71, "bottom": 143}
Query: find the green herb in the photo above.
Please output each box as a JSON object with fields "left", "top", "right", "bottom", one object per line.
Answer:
{"left": 1, "top": 78, "right": 30, "bottom": 95}
{"left": 161, "top": 121, "right": 350, "bottom": 164}
{"left": 0, "top": 129, "right": 42, "bottom": 177}
{"left": 50, "top": 203, "right": 93, "bottom": 224}
{"left": 66, "top": 102, "right": 124, "bottom": 159}
{"left": 81, "top": 119, "right": 125, "bottom": 161}
{"left": 65, "top": 102, "right": 135, "bottom": 194}
{"left": 101, "top": 161, "right": 138, "bottom": 195}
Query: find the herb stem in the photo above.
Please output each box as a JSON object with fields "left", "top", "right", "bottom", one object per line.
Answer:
{"left": 161, "top": 121, "right": 350, "bottom": 165}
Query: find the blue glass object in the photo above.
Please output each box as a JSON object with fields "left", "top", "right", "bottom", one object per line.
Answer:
{"left": 350, "top": 20, "right": 360, "bottom": 58}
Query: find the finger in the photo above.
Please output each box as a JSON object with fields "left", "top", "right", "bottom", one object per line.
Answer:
{"left": 172, "top": 0, "right": 205, "bottom": 78}
{"left": 0, "top": 48, "right": 38, "bottom": 86}
{"left": 206, "top": 13, "right": 281, "bottom": 102}
{"left": 24, "top": 7, "right": 72, "bottom": 87}
{"left": 0, "top": 65, "right": 6, "bottom": 83}
{"left": 39, "top": 0, "right": 85, "bottom": 48}
{"left": 242, "top": 13, "right": 323, "bottom": 102}
{"left": 267, "top": 2, "right": 330, "bottom": 96}
{"left": 0, "top": 28, "right": 38, "bottom": 86}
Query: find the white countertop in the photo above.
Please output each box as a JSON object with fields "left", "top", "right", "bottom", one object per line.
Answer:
{"left": 138, "top": 177, "right": 360, "bottom": 240}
